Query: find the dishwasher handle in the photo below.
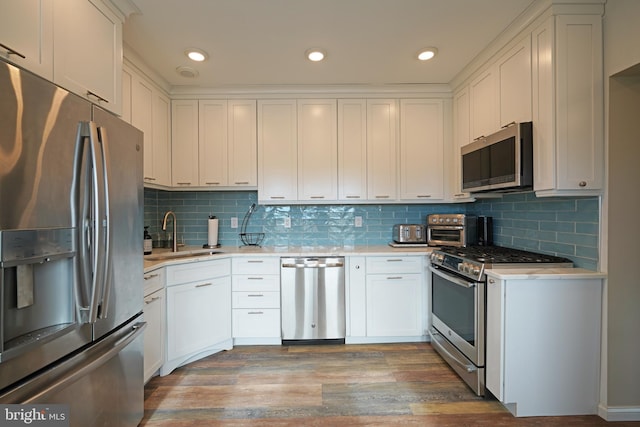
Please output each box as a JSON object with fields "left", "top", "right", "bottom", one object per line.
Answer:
{"left": 281, "top": 257, "right": 344, "bottom": 268}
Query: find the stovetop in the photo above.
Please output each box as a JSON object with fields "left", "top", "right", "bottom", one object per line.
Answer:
{"left": 430, "top": 245, "right": 573, "bottom": 281}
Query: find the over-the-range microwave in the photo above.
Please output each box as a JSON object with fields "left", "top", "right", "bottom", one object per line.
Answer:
{"left": 461, "top": 121, "right": 533, "bottom": 193}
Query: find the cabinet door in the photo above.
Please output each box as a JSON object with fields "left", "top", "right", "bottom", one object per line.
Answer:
{"left": 470, "top": 67, "right": 498, "bottom": 140}
{"left": 338, "top": 100, "right": 368, "bottom": 201}
{"left": 257, "top": 100, "right": 297, "bottom": 202}
{"left": 131, "top": 76, "right": 154, "bottom": 183}
{"left": 171, "top": 100, "right": 199, "bottom": 187}
{"left": 485, "top": 277, "right": 505, "bottom": 400}
{"left": 399, "top": 99, "right": 444, "bottom": 200}
{"left": 166, "top": 276, "right": 231, "bottom": 361}
{"left": 366, "top": 274, "right": 422, "bottom": 337}
{"left": 228, "top": 100, "right": 257, "bottom": 187}
{"left": 53, "top": 0, "right": 122, "bottom": 114}
{"left": 143, "top": 288, "right": 165, "bottom": 383}
{"left": 347, "top": 256, "right": 367, "bottom": 337}
{"left": 367, "top": 99, "right": 398, "bottom": 201}
{"left": 533, "top": 15, "right": 603, "bottom": 195}
{"left": 199, "top": 100, "right": 228, "bottom": 187}
{"left": 0, "top": 0, "right": 53, "bottom": 78}
{"left": 451, "top": 87, "right": 471, "bottom": 199}
{"left": 121, "top": 67, "right": 132, "bottom": 124}
{"left": 297, "top": 99, "right": 338, "bottom": 201}
{"left": 497, "top": 34, "right": 532, "bottom": 127}
{"left": 152, "top": 92, "right": 172, "bottom": 186}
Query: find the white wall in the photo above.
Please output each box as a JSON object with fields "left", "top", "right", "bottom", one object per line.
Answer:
{"left": 602, "top": 0, "right": 640, "bottom": 418}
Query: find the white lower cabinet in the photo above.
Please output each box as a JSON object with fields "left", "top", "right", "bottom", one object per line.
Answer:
{"left": 486, "top": 273, "right": 603, "bottom": 417}
{"left": 161, "top": 258, "right": 232, "bottom": 375}
{"left": 347, "top": 255, "right": 427, "bottom": 343}
{"left": 143, "top": 268, "right": 165, "bottom": 383}
{"left": 231, "top": 257, "right": 281, "bottom": 344}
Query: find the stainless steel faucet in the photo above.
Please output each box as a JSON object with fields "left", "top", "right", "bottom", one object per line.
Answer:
{"left": 162, "top": 211, "right": 178, "bottom": 252}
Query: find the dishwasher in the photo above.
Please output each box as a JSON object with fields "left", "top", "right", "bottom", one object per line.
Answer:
{"left": 280, "top": 257, "right": 345, "bottom": 344}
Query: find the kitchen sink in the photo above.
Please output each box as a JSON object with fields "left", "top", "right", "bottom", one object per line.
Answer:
{"left": 144, "top": 249, "right": 223, "bottom": 261}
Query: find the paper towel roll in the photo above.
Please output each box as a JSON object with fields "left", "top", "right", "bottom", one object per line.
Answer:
{"left": 208, "top": 217, "right": 219, "bottom": 246}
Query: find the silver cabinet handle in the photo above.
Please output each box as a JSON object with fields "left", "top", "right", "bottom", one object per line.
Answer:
{"left": 247, "top": 294, "right": 264, "bottom": 297}
{"left": 386, "top": 259, "right": 403, "bottom": 262}
{"left": 247, "top": 260, "right": 264, "bottom": 263}
{"left": 144, "top": 273, "right": 159, "bottom": 280}
{"left": 144, "top": 296, "right": 161, "bottom": 304}
{"left": 416, "top": 195, "right": 432, "bottom": 198}
{"left": 205, "top": 182, "right": 220, "bottom": 185}
{"left": 144, "top": 177, "right": 156, "bottom": 181}
{"left": 0, "top": 43, "right": 26, "bottom": 58}
{"left": 235, "top": 181, "right": 250, "bottom": 185}
{"left": 387, "top": 276, "right": 403, "bottom": 280}
{"left": 247, "top": 277, "right": 264, "bottom": 280}
{"left": 248, "top": 311, "right": 264, "bottom": 315}
{"left": 86, "top": 90, "right": 109, "bottom": 103}
{"left": 196, "top": 282, "right": 213, "bottom": 288}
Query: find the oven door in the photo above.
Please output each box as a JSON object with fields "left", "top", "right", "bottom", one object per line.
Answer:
{"left": 429, "top": 265, "right": 485, "bottom": 367}
{"left": 427, "top": 226, "right": 464, "bottom": 247}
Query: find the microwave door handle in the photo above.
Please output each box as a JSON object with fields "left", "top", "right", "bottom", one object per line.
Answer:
{"left": 429, "top": 266, "right": 476, "bottom": 288}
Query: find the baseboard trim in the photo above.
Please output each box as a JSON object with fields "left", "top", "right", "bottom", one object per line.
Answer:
{"left": 598, "top": 404, "right": 640, "bottom": 421}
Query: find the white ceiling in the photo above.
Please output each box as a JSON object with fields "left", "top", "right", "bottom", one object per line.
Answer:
{"left": 123, "top": 0, "right": 536, "bottom": 89}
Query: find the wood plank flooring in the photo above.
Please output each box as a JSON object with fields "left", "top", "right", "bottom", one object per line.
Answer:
{"left": 141, "top": 343, "right": 638, "bottom": 426}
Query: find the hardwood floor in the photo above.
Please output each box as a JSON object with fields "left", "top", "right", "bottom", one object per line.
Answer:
{"left": 142, "top": 343, "right": 638, "bottom": 426}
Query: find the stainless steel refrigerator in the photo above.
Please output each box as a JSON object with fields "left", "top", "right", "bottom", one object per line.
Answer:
{"left": 0, "top": 59, "right": 145, "bottom": 426}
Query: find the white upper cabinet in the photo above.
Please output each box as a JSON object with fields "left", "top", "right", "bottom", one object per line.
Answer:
{"left": 451, "top": 87, "right": 472, "bottom": 200}
{"left": 469, "top": 67, "right": 498, "bottom": 141}
{"left": 199, "top": 100, "right": 228, "bottom": 187}
{"left": 171, "top": 99, "right": 257, "bottom": 189}
{"left": 399, "top": 99, "right": 444, "bottom": 201}
{"left": 122, "top": 64, "right": 171, "bottom": 187}
{"left": 53, "top": 0, "right": 123, "bottom": 115}
{"left": 152, "top": 93, "right": 172, "bottom": 186}
{"left": 171, "top": 100, "right": 200, "bottom": 187}
{"left": 532, "top": 14, "right": 603, "bottom": 196}
{"left": 297, "top": 99, "right": 338, "bottom": 201}
{"left": 0, "top": 0, "right": 53, "bottom": 78}
{"left": 337, "top": 100, "right": 368, "bottom": 201}
{"left": 257, "top": 100, "right": 298, "bottom": 202}
{"left": 497, "top": 34, "right": 532, "bottom": 127}
{"left": 367, "top": 99, "right": 398, "bottom": 201}
{"left": 227, "top": 100, "right": 258, "bottom": 187}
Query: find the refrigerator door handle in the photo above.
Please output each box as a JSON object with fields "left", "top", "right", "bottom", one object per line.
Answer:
{"left": 95, "top": 125, "right": 112, "bottom": 319}
{"left": 71, "top": 122, "right": 111, "bottom": 323}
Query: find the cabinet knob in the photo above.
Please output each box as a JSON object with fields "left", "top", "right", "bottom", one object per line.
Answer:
{"left": 579, "top": 181, "right": 587, "bottom": 187}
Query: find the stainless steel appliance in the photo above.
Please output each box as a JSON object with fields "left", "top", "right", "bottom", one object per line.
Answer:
{"left": 392, "top": 224, "right": 427, "bottom": 244}
{"left": 427, "top": 214, "right": 477, "bottom": 247}
{"left": 281, "top": 257, "right": 345, "bottom": 344}
{"left": 461, "top": 122, "right": 533, "bottom": 193}
{"left": 0, "top": 59, "right": 145, "bottom": 426}
{"left": 428, "top": 245, "right": 572, "bottom": 396}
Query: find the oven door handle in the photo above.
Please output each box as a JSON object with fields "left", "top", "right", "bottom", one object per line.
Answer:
{"left": 429, "top": 266, "right": 476, "bottom": 288}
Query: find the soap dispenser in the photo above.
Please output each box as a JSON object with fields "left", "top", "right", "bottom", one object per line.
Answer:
{"left": 143, "top": 226, "right": 153, "bottom": 255}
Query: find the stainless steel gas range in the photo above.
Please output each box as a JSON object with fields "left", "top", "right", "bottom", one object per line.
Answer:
{"left": 428, "top": 245, "right": 573, "bottom": 396}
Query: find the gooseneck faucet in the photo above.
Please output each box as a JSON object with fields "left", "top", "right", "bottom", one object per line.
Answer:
{"left": 162, "top": 211, "right": 178, "bottom": 252}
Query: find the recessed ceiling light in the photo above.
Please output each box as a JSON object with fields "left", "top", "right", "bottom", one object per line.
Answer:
{"left": 185, "top": 48, "right": 208, "bottom": 62}
{"left": 305, "top": 48, "right": 326, "bottom": 62}
{"left": 417, "top": 47, "right": 438, "bottom": 61}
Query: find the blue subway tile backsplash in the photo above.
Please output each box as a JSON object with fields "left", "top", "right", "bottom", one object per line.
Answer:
{"left": 144, "top": 189, "right": 600, "bottom": 270}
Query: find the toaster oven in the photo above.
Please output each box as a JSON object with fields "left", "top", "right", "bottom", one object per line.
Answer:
{"left": 427, "top": 214, "right": 477, "bottom": 247}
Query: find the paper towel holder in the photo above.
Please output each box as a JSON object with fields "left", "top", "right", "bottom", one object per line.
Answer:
{"left": 203, "top": 215, "right": 222, "bottom": 249}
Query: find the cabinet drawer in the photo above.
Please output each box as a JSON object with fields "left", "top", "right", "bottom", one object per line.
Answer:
{"left": 232, "top": 275, "right": 280, "bottom": 292}
{"left": 144, "top": 267, "right": 165, "bottom": 296}
{"left": 232, "top": 257, "right": 280, "bottom": 274}
{"left": 232, "top": 309, "right": 280, "bottom": 338}
{"left": 365, "top": 256, "right": 423, "bottom": 274}
{"left": 166, "top": 258, "right": 231, "bottom": 286}
{"left": 232, "top": 291, "right": 280, "bottom": 309}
